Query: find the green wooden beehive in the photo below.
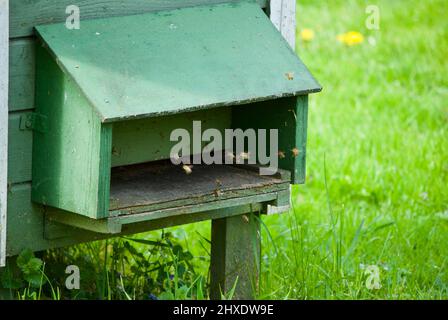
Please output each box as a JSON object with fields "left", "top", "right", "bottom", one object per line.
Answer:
{"left": 30, "top": 2, "right": 320, "bottom": 232}
{"left": 2, "top": 0, "right": 323, "bottom": 299}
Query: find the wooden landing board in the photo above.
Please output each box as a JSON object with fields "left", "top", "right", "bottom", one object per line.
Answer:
{"left": 110, "top": 160, "right": 289, "bottom": 215}
{"left": 35, "top": 1, "right": 321, "bottom": 123}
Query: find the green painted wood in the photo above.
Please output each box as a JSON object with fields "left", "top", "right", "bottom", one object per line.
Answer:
{"left": 210, "top": 213, "right": 261, "bottom": 299}
{"left": 35, "top": 1, "right": 321, "bottom": 123}
{"left": 5, "top": 100, "right": 232, "bottom": 186}
{"left": 0, "top": 0, "right": 8, "bottom": 267}
{"left": 232, "top": 96, "right": 309, "bottom": 184}
{"left": 7, "top": 112, "right": 33, "bottom": 184}
{"left": 32, "top": 43, "right": 107, "bottom": 219}
{"left": 111, "top": 108, "right": 231, "bottom": 167}
{"left": 119, "top": 203, "right": 263, "bottom": 235}
{"left": 9, "top": 39, "right": 35, "bottom": 112}
{"left": 43, "top": 162, "right": 291, "bottom": 234}
{"left": 10, "top": 0, "right": 268, "bottom": 38}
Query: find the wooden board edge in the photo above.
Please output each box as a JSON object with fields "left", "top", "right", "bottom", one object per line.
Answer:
{"left": 97, "top": 124, "right": 112, "bottom": 218}
{"left": 270, "top": 0, "right": 296, "bottom": 50}
{"left": 0, "top": 0, "right": 9, "bottom": 267}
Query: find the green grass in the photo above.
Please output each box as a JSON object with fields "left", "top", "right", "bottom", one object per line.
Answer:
{"left": 4, "top": 0, "right": 446, "bottom": 300}
{"left": 184, "top": 0, "right": 448, "bottom": 299}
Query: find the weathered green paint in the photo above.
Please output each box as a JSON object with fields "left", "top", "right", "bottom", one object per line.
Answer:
{"left": 210, "top": 213, "right": 261, "bottom": 299}
{"left": 5, "top": 107, "right": 232, "bottom": 184}
{"left": 7, "top": 112, "right": 33, "bottom": 184}
{"left": 10, "top": 0, "right": 268, "bottom": 38}
{"left": 233, "top": 96, "right": 309, "bottom": 184}
{"left": 9, "top": 39, "right": 35, "bottom": 112}
{"left": 109, "top": 163, "right": 290, "bottom": 215}
{"left": 47, "top": 191, "right": 282, "bottom": 234}
{"left": 6, "top": 184, "right": 102, "bottom": 256}
{"left": 35, "top": 1, "right": 320, "bottom": 123}
{"left": 32, "top": 1, "right": 317, "bottom": 219}
{"left": 98, "top": 124, "right": 113, "bottom": 216}
{"left": 32, "top": 43, "right": 107, "bottom": 219}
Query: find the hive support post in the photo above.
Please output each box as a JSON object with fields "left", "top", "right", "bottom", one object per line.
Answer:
{"left": 210, "top": 212, "right": 261, "bottom": 300}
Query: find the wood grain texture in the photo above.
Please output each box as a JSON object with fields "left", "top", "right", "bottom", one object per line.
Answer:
{"left": 7, "top": 112, "right": 33, "bottom": 184}
{"left": 10, "top": 0, "right": 268, "bottom": 38}
{"left": 35, "top": 1, "right": 320, "bottom": 122}
{"left": 109, "top": 161, "right": 289, "bottom": 215}
{"left": 270, "top": 0, "right": 296, "bottom": 50}
{"left": 32, "top": 43, "right": 106, "bottom": 219}
{"left": 0, "top": 0, "right": 8, "bottom": 267}
{"left": 4, "top": 109, "right": 232, "bottom": 184}
{"left": 48, "top": 192, "right": 279, "bottom": 234}
{"left": 6, "top": 183, "right": 103, "bottom": 256}
{"left": 9, "top": 39, "right": 35, "bottom": 112}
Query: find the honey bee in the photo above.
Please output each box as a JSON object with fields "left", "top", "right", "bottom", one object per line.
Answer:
{"left": 214, "top": 179, "right": 223, "bottom": 197}
{"left": 182, "top": 165, "right": 193, "bottom": 175}
{"left": 291, "top": 148, "right": 300, "bottom": 157}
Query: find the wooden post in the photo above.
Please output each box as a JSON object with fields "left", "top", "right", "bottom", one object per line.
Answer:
{"left": 210, "top": 213, "right": 261, "bottom": 300}
{"left": 0, "top": 0, "right": 9, "bottom": 267}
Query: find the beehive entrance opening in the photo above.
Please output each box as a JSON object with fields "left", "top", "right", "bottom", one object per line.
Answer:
{"left": 109, "top": 160, "right": 288, "bottom": 216}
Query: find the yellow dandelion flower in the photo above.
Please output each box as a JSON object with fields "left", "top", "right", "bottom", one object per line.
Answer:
{"left": 300, "top": 28, "right": 315, "bottom": 42}
{"left": 337, "top": 31, "right": 364, "bottom": 46}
